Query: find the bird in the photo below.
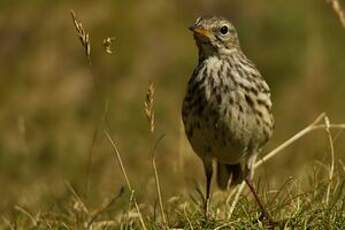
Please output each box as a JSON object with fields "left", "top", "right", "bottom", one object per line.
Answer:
{"left": 182, "top": 16, "right": 274, "bottom": 218}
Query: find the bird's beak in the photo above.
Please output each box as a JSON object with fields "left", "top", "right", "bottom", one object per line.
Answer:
{"left": 189, "top": 24, "right": 211, "bottom": 38}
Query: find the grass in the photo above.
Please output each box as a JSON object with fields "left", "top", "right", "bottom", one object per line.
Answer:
{"left": 3, "top": 171, "right": 345, "bottom": 229}
{"left": 2, "top": 3, "right": 345, "bottom": 229}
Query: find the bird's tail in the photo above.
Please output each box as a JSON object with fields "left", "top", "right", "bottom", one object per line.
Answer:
{"left": 217, "top": 162, "right": 243, "bottom": 190}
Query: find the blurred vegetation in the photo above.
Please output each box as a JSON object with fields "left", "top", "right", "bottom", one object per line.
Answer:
{"left": 1, "top": 0, "right": 345, "bottom": 227}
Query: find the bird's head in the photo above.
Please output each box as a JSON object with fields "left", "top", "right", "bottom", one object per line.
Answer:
{"left": 189, "top": 16, "right": 240, "bottom": 58}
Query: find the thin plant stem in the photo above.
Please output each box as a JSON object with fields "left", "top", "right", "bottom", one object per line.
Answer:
{"left": 228, "top": 182, "right": 246, "bottom": 219}
{"left": 228, "top": 113, "right": 345, "bottom": 218}
{"left": 65, "top": 181, "right": 89, "bottom": 214}
{"left": 104, "top": 130, "right": 147, "bottom": 230}
{"left": 324, "top": 116, "right": 335, "bottom": 205}
{"left": 14, "top": 206, "right": 38, "bottom": 227}
{"left": 87, "top": 186, "right": 124, "bottom": 228}
{"left": 86, "top": 100, "right": 110, "bottom": 198}
{"left": 255, "top": 113, "right": 325, "bottom": 169}
{"left": 1, "top": 217, "right": 15, "bottom": 230}
{"left": 151, "top": 135, "right": 168, "bottom": 228}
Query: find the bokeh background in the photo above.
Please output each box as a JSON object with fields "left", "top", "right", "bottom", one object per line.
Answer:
{"left": 1, "top": 0, "right": 345, "bottom": 214}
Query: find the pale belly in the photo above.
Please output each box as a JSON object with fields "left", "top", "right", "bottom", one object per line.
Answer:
{"left": 182, "top": 90, "right": 271, "bottom": 164}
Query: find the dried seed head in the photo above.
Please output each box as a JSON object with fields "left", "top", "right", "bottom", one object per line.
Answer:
{"left": 70, "top": 10, "right": 91, "bottom": 64}
{"left": 327, "top": 0, "right": 345, "bottom": 29}
{"left": 103, "top": 36, "right": 116, "bottom": 54}
{"left": 144, "top": 81, "right": 155, "bottom": 133}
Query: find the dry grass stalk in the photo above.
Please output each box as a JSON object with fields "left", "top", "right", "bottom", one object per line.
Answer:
{"left": 1, "top": 217, "right": 15, "bottom": 230}
{"left": 104, "top": 130, "right": 147, "bottom": 230}
{"left": 14, "top": 205, "right": 40, "bottom": 227}
{"left": 70, "top": 10, "right": 91, "bottom": 65}
{"left": 327, "top": 0, "right": 345, "bottom": 29}
{"left": 183, "top": 203, "right": 193, "bottom": 229}
{"left": 86, "top": 100, "right": 110, "bottom": 199}
{"left": 214, "top": 223, "right": 234, "bottom": 230}
{"left": 144, "top": 81, "right": 155, "bottom": 134}
{"left": 85, "top": 128, "right": 98, "bottom": 200}
{"left": 65, "top": 181, "right": 89, "bottom": 214}
{"left": 227, "top": 182, "right": 246, "bottom": 219}
{"left": 228, "top": 113, "right": 345, "bottom": 218}
{"left": 151, "top": 135, "right": 168, "bottom": 228}
{"left": 339, "top": 160, "right": 345, "bottom": 173}
{"left": 87, "top": 186, "right": 125, "bottom": 228}
{"left": 144, "top": 81, "right": 168, "bottom": 227}
{"left": 324, "top": 116, "right": 335, "bottom": 205}
{"left": 103, "top": 36, "right": 116, "bottom": 54}
{"left": 254, "top": 113, "right": 325, "bottom": 169}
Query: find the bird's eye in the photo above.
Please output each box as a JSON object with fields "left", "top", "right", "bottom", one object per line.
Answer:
{"left": 220, "top": 25, "right": 229, "bottom": 35}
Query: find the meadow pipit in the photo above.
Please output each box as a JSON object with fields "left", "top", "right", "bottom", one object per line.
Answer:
{"left": 182, "top": 16, "right": 274, "bottom": 219}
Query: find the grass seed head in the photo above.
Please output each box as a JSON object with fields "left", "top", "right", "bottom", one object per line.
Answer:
{"left": 327, "top": 0, "right": 345, "bottom": 28}
{"left": 103, "top": 36, "right": 116, "bottom": 54}
{"left": 144, "top": 81, "right": 155, "bottom": 134}
{"left": 70, "top": 10, "right": 91, "bottom": 64}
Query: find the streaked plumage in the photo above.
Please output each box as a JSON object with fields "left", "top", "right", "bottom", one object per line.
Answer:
{"left": 182, "top": 16, "right": 274, "bottom": 203}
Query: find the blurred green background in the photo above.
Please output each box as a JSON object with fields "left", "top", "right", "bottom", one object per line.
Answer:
{"left": 1, "top": 0, "right": 345, "bottom": 214}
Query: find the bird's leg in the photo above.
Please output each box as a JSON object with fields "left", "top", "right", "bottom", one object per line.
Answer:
{"left": 202, "top": 158, "right": 213, "bottom": 218}
{"left": 245, "top": 154, "right": 274, "bottom": 223}
{"left": 245, "top": 178, "right": 272, "bottom": 222}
